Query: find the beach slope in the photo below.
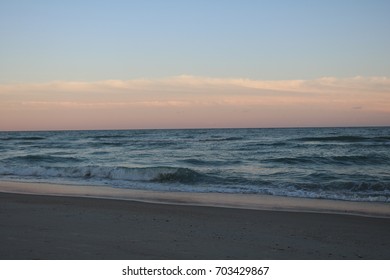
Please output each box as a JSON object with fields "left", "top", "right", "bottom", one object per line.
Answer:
{"left": 1, "top": 191, "right": 389, "bottom": 260}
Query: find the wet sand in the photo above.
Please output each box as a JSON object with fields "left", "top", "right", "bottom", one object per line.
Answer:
{"left": 1, "top": 191, "right": 390, "bottom": 259}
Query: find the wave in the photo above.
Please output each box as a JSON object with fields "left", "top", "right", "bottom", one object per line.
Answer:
{"left": 199, "top": 136, "right": 244, "bottom": 142}
{"left": 181, "top": 158, "right": 242, "bottom": 166}
{"left": 1, "top": 136, "right": 46, "bottom": 141}
{"left": 375, "top": 136, "right": 390, "bottom": 141}
{"left": 264, "top": 156, "right": 318, "bottom": 165}
{"left": 295, "top": 135, "right": 390, "bottom": 143}
{"left": 264, "top": 154, "right": 388, "bottom": 165}
{"left": 91, "top": 134, "right": 127, "bottom": 139}
{"left": 3, "top": 155, "right": 83, "bottom": 164}
{"left": 260, "top": 182, "right": 390, "bottom": 203}
{"left": 295, "top": 135, "right": 369, "bottom": 142}
{"left": 0, "top": 165, "right": 204, "bottom": 184}
{"left": 331, "top": 155, "right": 389, "bottom": 165}
{"left": 91, "top": 141, "right": 127, "bottom": 147}
{"left": 1, "top": 165, "right": 389, "bottom": 202}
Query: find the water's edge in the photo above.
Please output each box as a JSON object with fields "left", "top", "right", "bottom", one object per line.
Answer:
{"left": 1, "top": 180, "right": 389, "bottom": 219}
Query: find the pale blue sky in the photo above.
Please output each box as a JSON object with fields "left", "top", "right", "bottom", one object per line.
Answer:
{"left": 1, "top": 0, "right": 390, "bottom": 83}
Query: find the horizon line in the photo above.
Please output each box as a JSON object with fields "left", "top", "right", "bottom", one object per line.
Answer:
{"left": 2, "top": 124, "right": 390, "bottom": 133}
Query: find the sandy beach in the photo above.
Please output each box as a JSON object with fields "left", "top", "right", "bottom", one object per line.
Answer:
{"left": 1, "top": 183, "right": 390, "bottom": 259}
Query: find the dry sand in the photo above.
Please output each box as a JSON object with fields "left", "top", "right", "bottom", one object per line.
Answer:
{"left": 1, "top": 190, "right": 390, "bottom": 259}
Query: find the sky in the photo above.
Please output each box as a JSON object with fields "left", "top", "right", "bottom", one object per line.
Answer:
{"left": 1, "top": 0, "right": 390, "bottom": 130}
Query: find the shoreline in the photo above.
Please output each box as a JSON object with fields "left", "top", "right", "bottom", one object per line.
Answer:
{"left": 0, "top": 180, "right": 390, "bottom": 218}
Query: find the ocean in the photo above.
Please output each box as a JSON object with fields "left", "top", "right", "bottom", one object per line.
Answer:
{"left": 0, "top": 127, "right": 389, "bottom": 203}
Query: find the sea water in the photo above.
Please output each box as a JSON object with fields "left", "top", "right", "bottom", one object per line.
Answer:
{"left": 0, "top": 127, "right": 389, "bottom": 202}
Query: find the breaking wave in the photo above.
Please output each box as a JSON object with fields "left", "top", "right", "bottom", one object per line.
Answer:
{"left": 0, "top": 165, "right": 204, "bottom": 184}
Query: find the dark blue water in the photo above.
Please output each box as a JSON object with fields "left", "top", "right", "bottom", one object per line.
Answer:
{"left": 1, "top": 127, "right": 389, "bottom": 202}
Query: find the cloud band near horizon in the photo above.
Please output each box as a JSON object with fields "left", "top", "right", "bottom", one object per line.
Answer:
{"left": 1, "top": 76, "right": 389, "bottom": 131}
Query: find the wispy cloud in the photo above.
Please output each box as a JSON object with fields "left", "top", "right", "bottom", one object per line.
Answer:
{"left": 2, "top": 75, "right": 389, "bottom": 93}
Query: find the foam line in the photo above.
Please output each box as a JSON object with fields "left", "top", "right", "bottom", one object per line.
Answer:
{"left": 1, "top": 181, "right": 389, "bottom": 218}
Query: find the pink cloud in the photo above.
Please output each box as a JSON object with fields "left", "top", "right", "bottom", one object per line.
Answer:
{"left": 1, "top": 76, "right": 389, "bottom": 130}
